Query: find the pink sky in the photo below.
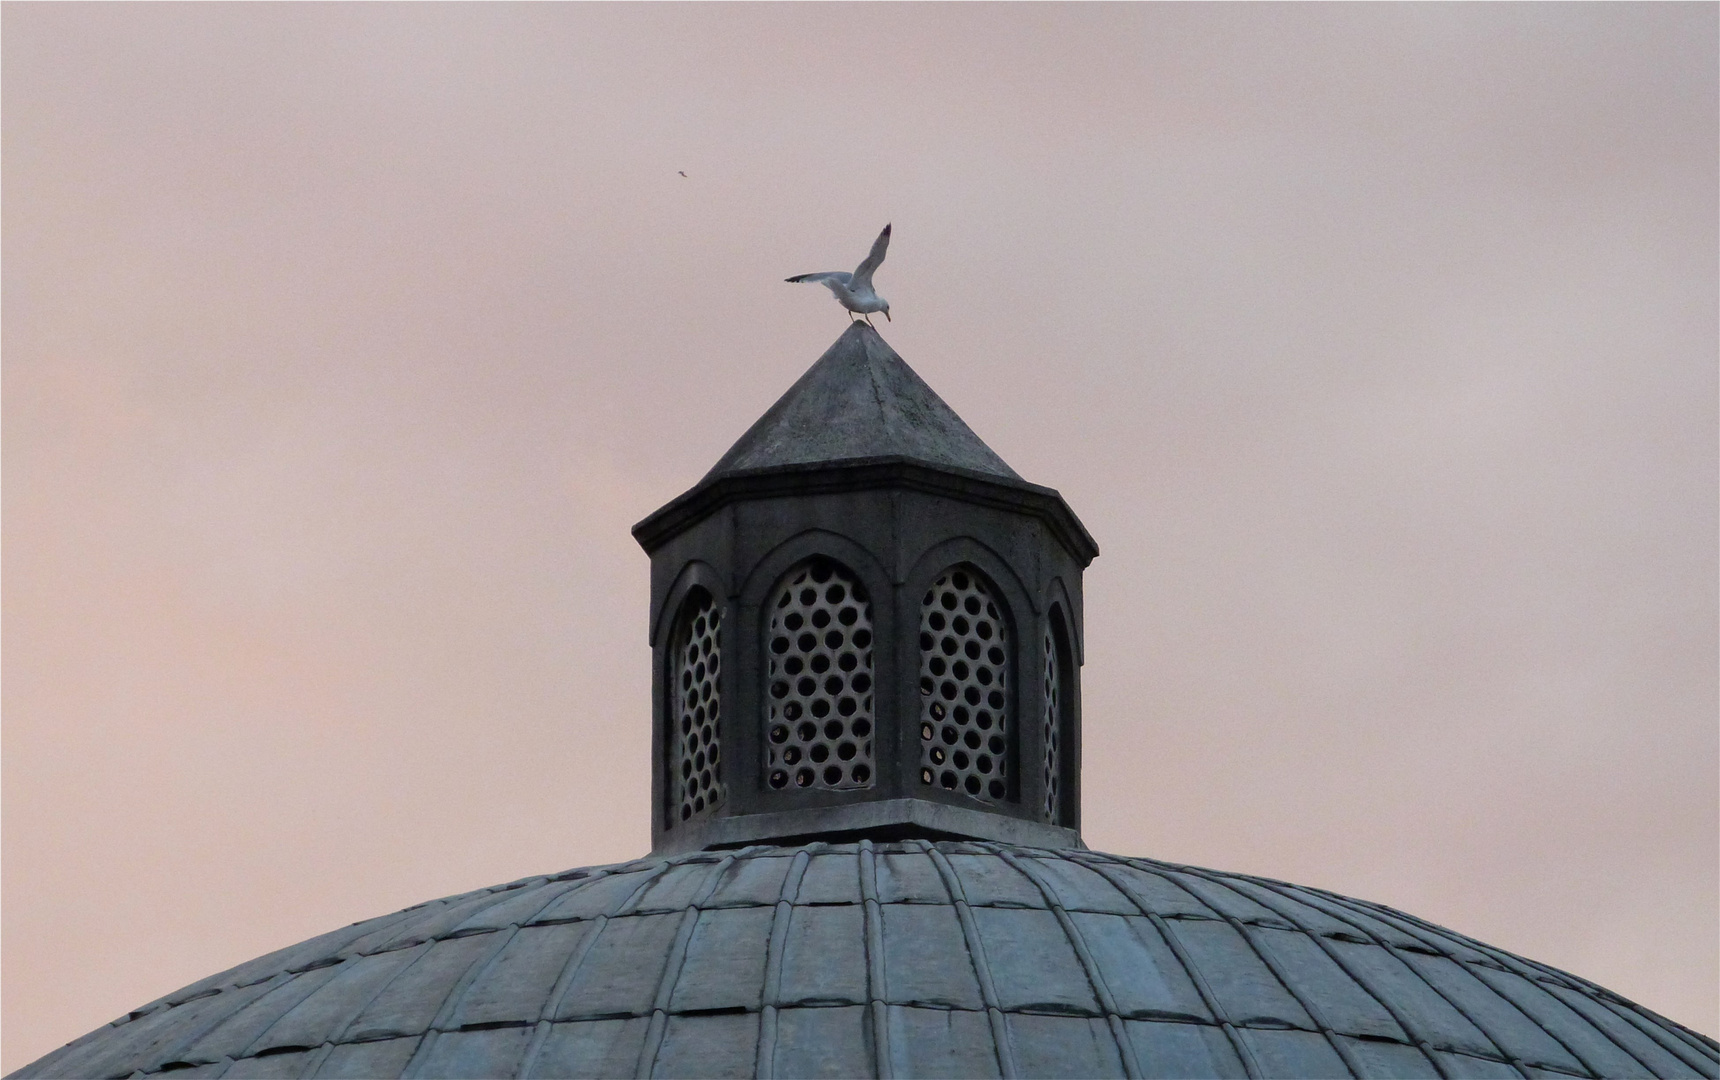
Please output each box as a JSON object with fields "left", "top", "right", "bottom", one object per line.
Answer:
{"left": 4, "top": 4, "right": 1715, "bottom": 1070}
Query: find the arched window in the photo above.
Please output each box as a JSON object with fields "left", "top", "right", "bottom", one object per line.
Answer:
{"left": 670, "top": 590, "right": 723, "bottom": 823}
{"left": 918, "top": 566, "right": 1010, "bottom": 802}
{"left": 1042, "top": 611, "right": 1067, "bottom": 824}
{"left": 765, "top": 558, "right": 875, "bottom": 791}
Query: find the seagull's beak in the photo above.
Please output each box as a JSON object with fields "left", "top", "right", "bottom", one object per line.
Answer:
{"left": 883, "top": 310, "right": 891, "bottom": 322}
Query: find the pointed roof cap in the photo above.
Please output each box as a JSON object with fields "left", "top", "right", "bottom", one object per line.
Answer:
{"left": 635, "top": 323, "right": 1096, "bottom": 563}
{"left": 702, "top": 323, "right": 1020, "bottom": 482}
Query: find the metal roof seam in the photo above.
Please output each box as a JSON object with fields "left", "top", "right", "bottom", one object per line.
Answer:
{"left": 857, "top": 841, "right": 895, "bottom": 1080}
{"left": 1201, "top": 871, "right": 1492, "bottom": 1080}
{"left": 1538, "top": 982, "right": 1713, "bottom": 1077}
{"left": 1369, "top": 887, "right": 1715, "bottom": 1070}
{"left": 94, "top": 975, "right": 285, "bottom": 1080}
{"left": 19, "top": 846, "right": 1715, "bottom": 1079}
{"left": 753, "top": 849, "right": 812, "bottom": 1079}
{"left": 396, "top": 881, "right": 590, "bottom": 1080}
{"left": 1165, "top": 872, "right": 1377, "bottom": 1079}
{"left": 991, "top": 848, "right": 1143, "bottom": 1079}
{"left": 633, "top": 854, "right": 740, "bottom": 1078}
{"left": 298, "top": 1040, "right": 336, "bottom": 1078}
{"left": 208, "top": 947, "right": 419, "bottom": 1080}
{"left": 1072, "top": 855, "right": 1266, "bottom": 1080}
{"left": 921, "top": 842, "right": 1018, "bottom": 1079}
{"left": 1589, "top": 994, "right": 1720, "bottom": 1074}
{"left": 1305, "top": 887, "right": 1605, "bottom": 1078}
{"left": 508, "top": 861, "right": 670, "bottom": 1079}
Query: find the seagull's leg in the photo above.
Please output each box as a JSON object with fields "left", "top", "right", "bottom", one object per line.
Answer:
{"left": 864, "top": 314, "right": 876, "bottom": 327}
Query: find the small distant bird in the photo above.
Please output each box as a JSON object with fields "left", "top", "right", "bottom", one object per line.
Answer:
{"left": 678, "top": 171, "right": 687, "bottom": 177}
{"left": 786, "top": 224, "right": 892, "bottom": 325}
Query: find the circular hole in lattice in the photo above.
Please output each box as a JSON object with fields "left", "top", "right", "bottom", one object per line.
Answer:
{"left": 765, "top": 558, "right": 875, "bottom": 791}
{"left": 919, "top": 567, "right": 1010, "bottom": 804}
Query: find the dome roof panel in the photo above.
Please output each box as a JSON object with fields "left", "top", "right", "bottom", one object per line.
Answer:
{"left": 14, "top": 843, "right": 1717, "bottom": 1080}
{"left": 778, "top": 903, "right": 869, "bottom": 1007}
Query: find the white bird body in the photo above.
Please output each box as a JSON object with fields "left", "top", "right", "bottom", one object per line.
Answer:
{"left": 787, "top": 224, "right": 892, "bottom": 324}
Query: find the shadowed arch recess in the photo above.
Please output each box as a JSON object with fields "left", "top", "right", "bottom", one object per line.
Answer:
{"left": 669, "top": 589, "right": 724, "bottom": 824}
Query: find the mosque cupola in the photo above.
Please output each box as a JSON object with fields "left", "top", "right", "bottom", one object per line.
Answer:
{"left": 632, "top": 323, "right": 1098, "bottom": 854}
{"left": 16, "top": 322, "right": 1715, "bottom": 1080}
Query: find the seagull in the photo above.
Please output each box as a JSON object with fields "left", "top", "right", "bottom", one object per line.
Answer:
{"left": 786, "top": 224, "right": 892, "bottom": 325}
{"left": 678, "top": 171, "right": 687, "bottom": 177}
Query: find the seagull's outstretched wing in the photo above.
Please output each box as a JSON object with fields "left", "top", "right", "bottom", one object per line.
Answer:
{"left": 785, "top": 271, "right": 852, "bottom": 297}
{"left": 850, "top": 224, "right": 891, "bottom": 290}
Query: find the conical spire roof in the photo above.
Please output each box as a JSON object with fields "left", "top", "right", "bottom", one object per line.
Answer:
{"left": 702, "top": 323, "right": 1020, "bottom": 482}
{"left": 635, "top": 323, "right": 1095, "bottom": 561}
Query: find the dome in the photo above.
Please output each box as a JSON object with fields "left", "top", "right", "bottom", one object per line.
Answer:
{"left": 16, "top": 842, "right": 1716, "bottom": 1079}
{"left": 15, "top": 326, "right": 1715, "bottom": 1078}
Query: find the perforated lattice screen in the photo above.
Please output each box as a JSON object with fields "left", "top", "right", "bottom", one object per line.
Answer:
{"left": 671, "top": 593, "right": 724, "bottom": 822}
{"left": 918, "top": 567, "right": 1010, "bottom": 801}
{"left": 766, "top": 559, "right": 875, "bottom": 790}
{"left": 1042, "top": 624, "right": 1062, "bottom": 823}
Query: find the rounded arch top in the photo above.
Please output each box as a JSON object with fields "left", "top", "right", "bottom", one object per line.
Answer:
{"left": 903, "top": 535, "right": 1034, "bottom": 624}
{"left": 1041, "top": 575, "right": 1082, "bottom": 665}
{"left": 653, "top": 559, "right": 727, "bottom": 647}
{"left": 737, "top": 528, "right": 890, "bottom": 613}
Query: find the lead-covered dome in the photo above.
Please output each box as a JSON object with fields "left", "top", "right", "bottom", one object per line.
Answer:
{"left": 17, "top": 842, "right": 1716, "bottom": 1079}
{"left": 17, "top": 328, "right": 1714, "bottom": 1079}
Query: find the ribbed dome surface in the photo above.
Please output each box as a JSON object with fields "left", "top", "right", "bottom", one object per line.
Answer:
{"left": 17, "top": 842, "right": 1716, "bottom": 1080}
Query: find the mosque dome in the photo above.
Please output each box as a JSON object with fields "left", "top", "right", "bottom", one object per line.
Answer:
{"left": 18, "top": 842, "right": 1718, "bottom": 1080}
{"left": 15, "top": 326, "right": 1715, "bottom": 1079}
